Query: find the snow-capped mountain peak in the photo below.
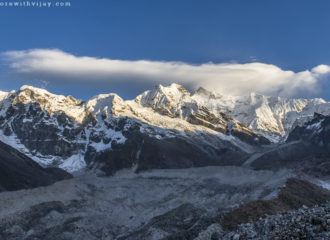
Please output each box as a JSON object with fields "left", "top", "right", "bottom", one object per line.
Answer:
{"left": 0, "top": 91, "right": 8, "bottom": 101}
{"left": 8, "top": 85, "right": 86, "bottom": 122}
{"left": 135, "top": 83, "right": 195, "bottom": 119}
{"left": 85, "top": 93, "right": 128, "bottom": 118}
{"left": 136, "top": 83, "right": 191, "bottom": 105}
{"left": 191, "top": 86, "right": 330, "bottom": 141}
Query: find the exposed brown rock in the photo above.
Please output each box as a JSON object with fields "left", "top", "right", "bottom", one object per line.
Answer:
{"left": 221, "top": 178, "right": 330, "bottom": 230}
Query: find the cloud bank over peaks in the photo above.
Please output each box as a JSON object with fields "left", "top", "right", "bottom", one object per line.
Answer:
{"left": 2, "top": 49, "right": 330, "bottom": 98}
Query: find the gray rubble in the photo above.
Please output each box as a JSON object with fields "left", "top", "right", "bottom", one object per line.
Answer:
{"left": 205, "top": 202, "right": 330, "bottom": 240}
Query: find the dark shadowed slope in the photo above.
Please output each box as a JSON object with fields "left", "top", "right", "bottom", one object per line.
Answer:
{"left": 0, "top": 140, "right": 72, "bottom": 192}
{"left": 248, "top": 113, "right": 330, "bottom": 177}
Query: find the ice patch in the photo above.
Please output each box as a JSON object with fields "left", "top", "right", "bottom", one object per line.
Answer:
{"left": 90, "top": 141, "right": 112, "bottom": 152}
{"left": 319, "top": 180, "right": 330, "bottom": 191}
{"left": 306, "top": 119, "right": 324, "bottom": 132}
{"left": 59, "top": 154, "right": 87, "bottom": 173}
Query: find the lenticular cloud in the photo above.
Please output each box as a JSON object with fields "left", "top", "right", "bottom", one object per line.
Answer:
{"left": 2, "top": 49, "right": 330, "bottom": 97}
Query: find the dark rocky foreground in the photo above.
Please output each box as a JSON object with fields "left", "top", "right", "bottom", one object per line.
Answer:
{"left": 0, "top": 166, "right": 328, "bottom": 240}
{"left": 0, "top": 140, "right": 72, "bottom": 192}
{"left": 221, "top": 178, "right": 330, "bottom": 231}
{"left": 219, "top": 202, "right": 330, "bottom": 240}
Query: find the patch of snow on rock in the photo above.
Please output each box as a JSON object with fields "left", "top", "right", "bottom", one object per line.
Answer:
{"left": 59, "top": 154, "right": 87, "bottom": 173}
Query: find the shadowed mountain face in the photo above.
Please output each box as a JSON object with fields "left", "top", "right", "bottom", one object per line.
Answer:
{"left": 250, "top": 113, "right": 330, "bottom": 177}
{"left": 86, "top": 125, "right": 248, "bottom": 175}
{"left": 0, "top": 140, "right": 72, "bottom": 192}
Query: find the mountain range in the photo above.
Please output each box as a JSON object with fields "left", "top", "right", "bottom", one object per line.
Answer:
{"left": 0, "top": 83, "right": 330, "bottom": 175}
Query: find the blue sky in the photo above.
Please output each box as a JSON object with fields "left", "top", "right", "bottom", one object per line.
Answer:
{"left": 1, "top": 0, "right": 330, "bottom": 99}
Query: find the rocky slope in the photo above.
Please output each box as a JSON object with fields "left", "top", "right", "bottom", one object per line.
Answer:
{"left": 0, "top": 140, "right": 71, "bottom": 192}
{"left": 0, "top": 167, "right": 328, "bottom": 240}
{"left": 0, "top": 166, "right": 294, "bottom": 240}
{"left": 207, "top": 202, "right": 330, "bottom": 240}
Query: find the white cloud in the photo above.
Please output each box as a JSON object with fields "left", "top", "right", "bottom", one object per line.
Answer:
{"left": 312, "top": 64, "right": 330, "bottom": 75}
{"left": 2, "top": 49, "right": 330, "bottom": 97}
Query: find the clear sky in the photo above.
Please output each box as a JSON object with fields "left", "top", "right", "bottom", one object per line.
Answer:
{"left": 1, "top": 0, "right": 330, "bottom": 100}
